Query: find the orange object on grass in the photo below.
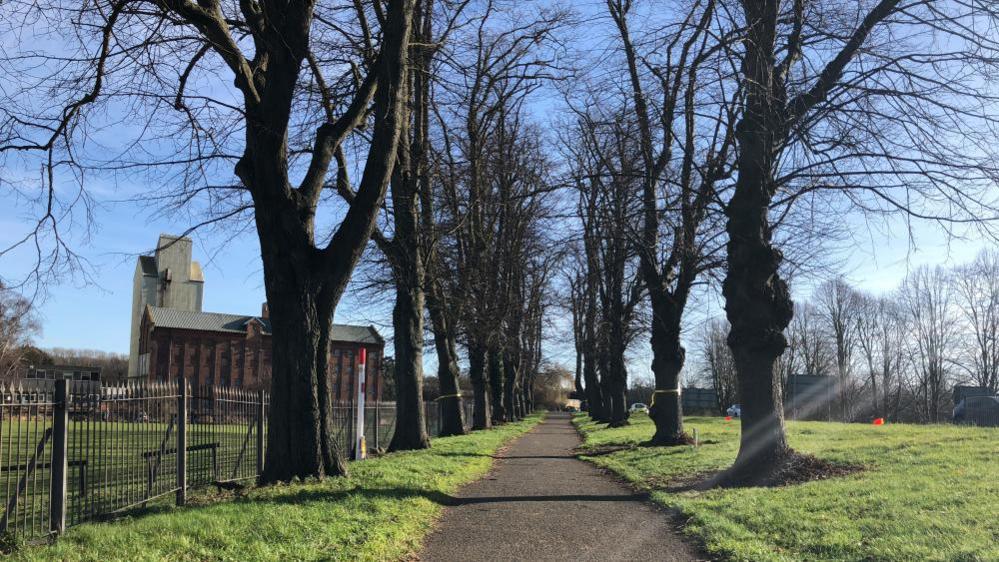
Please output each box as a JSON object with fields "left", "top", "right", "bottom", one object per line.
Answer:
{"left": 873, "top": 417, "right": 885, "bottom": 426}
{"left": 724, "top": 416, "right": 733, "bottom": 421}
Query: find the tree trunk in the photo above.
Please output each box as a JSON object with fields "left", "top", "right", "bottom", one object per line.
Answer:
{"left": 648, "top": 310, "right": 689, "bottom": 444}
{"left": 583, "top": 347, "right": 603, "bottom": 420}
{"left": 521, "top": 380, "right": 532, "bottom": 414}
{"left": 386, "top": 62, "right": 430, "bottom": 451}
{"left": 261, "top": 280, "right": 347, "bottom": 482}
{"left": 488, "top": 346, "right": 506, "bottom": 424}
{"left": 429, "top": 306, "right": 466, "bottom": 436}
{"left": 606, "top": 334, "right": 629, "bottom": 427}
{"left": 468, "top": 340, "right": 491, "bottom": 429}
{"left": 388, "top": 272, "right": 430, "bottom": 450}
{"left": 503, "top": 354, "right": 519, "bottom": 422}
{"left": 721, "top": 1, "right": 795, "bottom": 483}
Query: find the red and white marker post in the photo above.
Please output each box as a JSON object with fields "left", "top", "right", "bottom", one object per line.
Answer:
{"left": 354, "top": 348, "right": 367, "bottom": 460}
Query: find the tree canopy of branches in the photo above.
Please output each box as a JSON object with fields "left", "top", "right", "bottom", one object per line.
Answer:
{"left": 430, "top": 3, "right": 566, "bottom": 428}
{"left": 721, "top": 0, "right": 999, "bottom": 485}
{"left": 1, "top": 0, "right": 415, "bottom": 482}
{"left": 600, "top": 0, "right": 735, "bottom": 442}
{"left": 565, "top": 113, "right": 645, "bottom": 427}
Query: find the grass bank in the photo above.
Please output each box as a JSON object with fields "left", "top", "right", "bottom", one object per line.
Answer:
{"left": 574, "top": 414, "right": 997, "bottom": 562}
{"left": 18, "top": 414, "right": 543, "bottom": 562}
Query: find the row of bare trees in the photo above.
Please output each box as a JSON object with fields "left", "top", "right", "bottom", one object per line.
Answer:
{"left": 361, "top": 1, "right": 565, "bottom": 448}
{"left": 697, "top": 252, "right": 999, "bottom": 424}
{"left": 565, "top": 0, "right": 999, "bottom": 485}
{"left": 0, "top": 0, "right": 565, "bottom": 482}
{"left": 6, "top": 0, "right": 999, "bottom": 488}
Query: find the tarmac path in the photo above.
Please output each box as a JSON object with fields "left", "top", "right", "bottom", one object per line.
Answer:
{"left": 418, "top": 412, "right": 701, "bottom": 561}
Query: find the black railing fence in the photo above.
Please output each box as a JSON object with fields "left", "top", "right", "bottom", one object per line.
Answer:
{"left": 0, "top": 379, "right": 475, "bottom": 541}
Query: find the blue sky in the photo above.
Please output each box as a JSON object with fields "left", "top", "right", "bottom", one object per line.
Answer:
{"left": 0, "top": 193, "right": 987, "bottom": 366}
{"left": 1, "top": 0, "right": 993, "bottom": 374}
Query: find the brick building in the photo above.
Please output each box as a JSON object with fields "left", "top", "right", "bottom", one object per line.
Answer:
{"left": 128, "top": 234, "right": 205, "bottom": 378}
{"left": 127, "top": 234, "right": 385, "bottom": 399}
{"left": 135, "top": 304, "right": 385, "bottom": 400}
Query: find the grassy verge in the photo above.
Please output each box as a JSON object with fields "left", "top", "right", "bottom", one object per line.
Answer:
{"left": 574, "top": 414, "right": 998, "bottom": 562}
{"left": 17, "top": 414, "right": 543, "bottom": 562}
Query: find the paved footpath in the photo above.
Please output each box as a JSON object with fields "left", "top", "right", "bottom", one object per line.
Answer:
{"left": 418, "top": 412, "right": 700, "bottom": 561}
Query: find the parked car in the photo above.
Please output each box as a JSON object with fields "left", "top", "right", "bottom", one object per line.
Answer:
{"left": 629, "top": 403, "right": 648, "bottom": 414}
{"left": 953, "top": 395, "right": 999, "bottom": 426}
{"left": 726, "top": 404, "right": 741, "bottom": 418}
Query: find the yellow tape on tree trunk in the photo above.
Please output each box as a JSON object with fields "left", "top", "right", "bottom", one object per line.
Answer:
{"left": 650, "top": 388, "right": 681, "bottom": 407}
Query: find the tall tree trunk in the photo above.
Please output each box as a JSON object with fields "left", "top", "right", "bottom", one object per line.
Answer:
{"left": 606, "top": 331, "right": 629, "bottom": 427}
{"left": 386, "top": 56, "right": 430, "bottom": 451}
{"left": 583, "top": 347, "right": 603, "bottom": 419}
{"left": 524, "top": 378, "right": 534, "bottom": 413}
{"left": 721, "top": 1, "right": 794, "bottom": 484}
{"left": 648, "top": 308, "right": 689, "bottom": 444}
{"left": 503, "top": 354, "right": 520, "bottom": 422}
{"left": 649, "top": 319, "right": 689, "bottom": 446}
{"left": 516, "top": 362, "right": 527, "bottom": 418}
{"left": 598, "top": 352, "right": 613, "bottom": 422}
{"left": 415, "top": 0, "right": 464, "bottom": 437}
{"left": 261, "top": 273, "right": 347, "bottom": 481}
{"left": 488, "top": 346, "right": 506, "bottom": 424}
{"left": 388, "top": 271, "right": 430, "bottom": 450}
{"left": 429, "top": 304, "right": 466, "bottom": 436}
{"left": 468, "top": 340, "right": 491, "bottom": 429}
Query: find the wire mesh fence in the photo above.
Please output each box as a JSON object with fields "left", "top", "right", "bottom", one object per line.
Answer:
{"left": 0, "top": 380, "right": 478, "bottom": 542}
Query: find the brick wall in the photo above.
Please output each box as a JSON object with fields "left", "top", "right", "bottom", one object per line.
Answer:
{"left": 141, "top": 326, "right": 382, "bottom": 399}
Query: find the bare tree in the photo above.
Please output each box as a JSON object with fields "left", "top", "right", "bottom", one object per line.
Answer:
{"left": 856, "top": 292, "right": 907, "bottom": 420}
{"left": 697, "top": 318, "right": 738, "bottom": 415}
{"left": 433, "top": 4, "right": 565, "bottom": 428}
{"left": 604, "top": 0, "right": 735, "bottom": 443}
{"left": 1, "top": 0, "right": 415, "bottom": 481}
{"left": 900, "top": 265, "right": 957, "bottom": 422}
{"left": 790, "top": 302, "right": 834, "bottom": 379}
{"left": 349, "top": 0, "right": 474, "bottom": 451}
{"left": 567, "top": 265, "right": 587, "bottom": 402}
{"left": 953, "top": 249, "right": 999, "bottom": 394}
{"left": 814, "top": 277, "right": 861, "bottom": 420}
{"left": 565, "top": 112, "right": 646, "bottom": 426}
{"left": 0, "top": 284, "right": 40, "bottom": 380}
{"left": 721, "top": 0, "right": 999, "bottom": 484}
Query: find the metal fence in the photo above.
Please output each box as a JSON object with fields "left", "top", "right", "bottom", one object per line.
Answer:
{"left": 333, "top": 398, "right": 476, "bottom": 452}
{"left": 0, "top": 380, "right": 477, "bottom": 542}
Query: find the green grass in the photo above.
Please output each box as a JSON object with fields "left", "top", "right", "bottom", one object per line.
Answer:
{"left": 14, "top": 414, "right": 542, "bottom": 561}
{"left": 574, "top": 414, "right": 998, "bottom": 562}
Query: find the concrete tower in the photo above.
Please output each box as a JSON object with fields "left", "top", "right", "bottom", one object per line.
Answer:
{"left": 127, "top": 234, "right": 204, "bottom": 378}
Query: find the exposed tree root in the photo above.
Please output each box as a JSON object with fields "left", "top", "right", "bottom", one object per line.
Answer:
{"left": 710, "top": 449, "right": 862, "bottom": 489}
{"left": 643, "top": 431, "right": 695, "bottom": 447}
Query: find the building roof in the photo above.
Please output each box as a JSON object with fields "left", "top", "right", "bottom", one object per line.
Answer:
{"left": 146, "top": 307, "right": 383, "bottom": 345}
{"left": 35, "top": 364, "right": 102, "bottom": 372}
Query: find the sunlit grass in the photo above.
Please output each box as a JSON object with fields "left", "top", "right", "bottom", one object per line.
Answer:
{"left": 575, "top": 414, "right": 998, "bottom": 562}
{"left": 15, "top": 414, "right": 543, "bottom": 561}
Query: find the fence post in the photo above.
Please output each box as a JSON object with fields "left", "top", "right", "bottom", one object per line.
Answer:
{"left": 50, "top": 379, "right": 68, "bottom": 534}
{"left": 256, "top": 390, "right": 265, "bottom": 477}
{"left": 176, "top": 377, "right": 187, "bottom": 507}
{"left": 373, "top": 402, "right": 380, "bottom": 451}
